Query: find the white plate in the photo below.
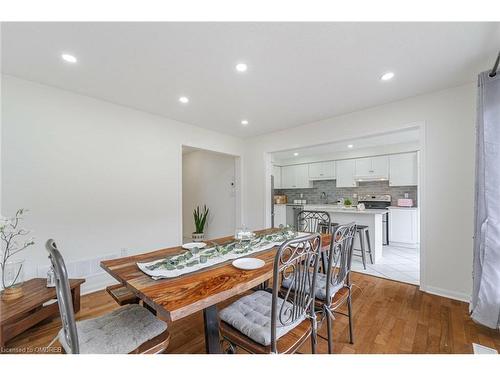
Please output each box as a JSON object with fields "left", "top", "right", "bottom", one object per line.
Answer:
{"left": 182, "top": 242, "right": 207, "bottom": 250}
{"left": 232, "top": 258, "right": 265, "bottom": 270}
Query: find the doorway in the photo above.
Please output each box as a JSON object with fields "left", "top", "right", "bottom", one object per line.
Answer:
{"left": 181, "top": 146, "right": 238, "bottom": 243}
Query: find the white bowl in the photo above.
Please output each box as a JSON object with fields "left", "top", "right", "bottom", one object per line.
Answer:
{"left": 182, "top": 242, "right": 207, "bottom": 250}
{"left": 232, "top": 258, "right": 265, "bottom": 270}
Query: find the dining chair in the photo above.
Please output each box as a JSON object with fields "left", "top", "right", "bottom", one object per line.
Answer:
{"left": 219, "top": 233, "right": 322, "bottom": 354}
{"left": 297, "top": 210, "right": 332, "bottom": 273}
{"left": 282, "top": 222, "right": 357, "bottom": 354}
{"left": 296, "top": 210, "right": 331, "bottom": 234}
{"left": 45, "top": 239, "right": 170, "bottom": 354}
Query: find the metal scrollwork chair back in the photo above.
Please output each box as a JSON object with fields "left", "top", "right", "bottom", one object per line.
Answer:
{"left": 325, "top": 222, "right": 356, "bottom": 301}
{"left": 45, "top": 239, "right": 80, "bottom": 354}
{"left": 296, "top": 210, "right": 331, "bottom": 233}
{"left": 322, "top": 222, "right": 357, "bottom": 354}
{"left": 271, "top": 233, "right": 322, "bottom": 353}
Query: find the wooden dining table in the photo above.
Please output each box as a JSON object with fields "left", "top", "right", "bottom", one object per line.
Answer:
{"left": 101, "top": 228, "right": 332, "bottom": 354}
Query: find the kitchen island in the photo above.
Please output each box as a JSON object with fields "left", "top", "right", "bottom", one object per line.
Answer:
{"left": 303, "top": 204, "right": 387, "bottom": 263}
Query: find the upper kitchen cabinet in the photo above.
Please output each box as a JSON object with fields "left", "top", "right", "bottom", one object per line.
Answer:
{"left": 281, "top": 164, "right": 312, "bottom": 189}
{"left": 272, "top": 165, "right": 282, "bottom": 189}
{"left": 336, "top": 159, "right": 357, "bottom": 187}
{"left": 389, "top": 152, "right": 418, "bottom": 186}
{"left": 308, "top": 161, "right": 335, "bottom": 180}
{"left": 354, "top": 155, "right": 389, "bottom": 179}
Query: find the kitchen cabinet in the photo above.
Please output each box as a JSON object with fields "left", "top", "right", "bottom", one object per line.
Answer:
{"left": 335, "top": 159, "right": 357, "bottom": 187}
{"left": 281, "top": 164, "right": 312, "bottom": 189}
{"left": 389, "top": 152, "right": 418, "bottom": 186}
{"left": 388, "top": 207, "right": 419, "bottom": 247}
{"left": 355, "top": 156, "right": 389, "bottom": 179}
{"left": 308, "top": 161, "right": 335, "bottom": 180}
{"left": 272, "top": 165, "right": 282, "bottom": 189}
{"left": 273, "top": 204, "right": 287, "bottom": 228}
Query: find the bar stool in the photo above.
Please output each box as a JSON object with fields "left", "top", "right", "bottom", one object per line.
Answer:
{"left": 353, "top": 225, "right": 373, "bottom": 269}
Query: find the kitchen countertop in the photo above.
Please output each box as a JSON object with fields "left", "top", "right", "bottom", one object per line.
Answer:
{"left": 303, "top": 204, "right": 388, "bottom": 214}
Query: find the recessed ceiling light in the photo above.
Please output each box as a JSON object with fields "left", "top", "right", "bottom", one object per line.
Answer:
{"left": 241, "top": 120, "right": 249, "bottom": 126}
{"left": 235, "top": 63, "right": 248, "bottom": 72}
{"left": 380, "top": 72, "right": 395, "bottom": 81}
{"left": 347, "top": 144, "right": 354, "bottom": 148}
{"left": 293, "top": 152, "right": 299, "bottom": 156}
{"left": 179, "top": 96, "right": 189, "bottom": 104}
{"left": 61, "top": 53, "right": 77, "bottom": 63}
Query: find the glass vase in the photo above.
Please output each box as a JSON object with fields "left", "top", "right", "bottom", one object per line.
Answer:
{"left": 1, "top": 259, "right": 25, "bottom": 290}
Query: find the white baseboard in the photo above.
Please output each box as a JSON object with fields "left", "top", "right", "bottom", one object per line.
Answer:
{"left": 389, "top": 241, "right": 419, "bottom": 249}
{"left": 422, "top": 285, "right": 471, "bottom": 303}
{"left": 80, "top": 272, "right": 117, "bottom": 295}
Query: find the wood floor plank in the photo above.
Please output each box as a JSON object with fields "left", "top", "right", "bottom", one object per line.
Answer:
{"left": 3, "top": 272, "right": 499, "bottom": 354}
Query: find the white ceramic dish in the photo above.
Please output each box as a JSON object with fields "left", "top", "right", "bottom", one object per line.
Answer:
{"left": 232, "top": 258, "right": 265, "bottom": 270}
{"left": 182, "top": 242, "right": 207, "bottom": 250}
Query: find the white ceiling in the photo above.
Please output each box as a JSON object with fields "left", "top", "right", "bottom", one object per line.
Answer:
{"left": 272, "top": 128, "right": 420, "bottom": 163}
{"left": 2, "top": 22, "right": 499, "bottom": 138}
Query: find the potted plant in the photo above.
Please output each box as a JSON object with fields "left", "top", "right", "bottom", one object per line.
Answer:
{"left": 1, "top": 209, "right": 35, "bottom": 300}
{"left": 192, "top": 205, "right": 209, "bottom": 241}
{"left": 344, "top": 198, "right": 352, "bottom": 207}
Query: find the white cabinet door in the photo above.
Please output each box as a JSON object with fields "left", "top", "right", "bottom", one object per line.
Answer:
{"left": 389, "top": 153, "right": 417, "bottom": 186}
{"left": 371, "top": 155, "right": 389, "bottom": 178}
{"left": 272, "top": 165, "right": 282, "bottom": 189}
{"left": 308, "top": 161, "right": 335, "bottom": 180}
{"left": 389, "top": 208, "right": 419, "bottom": 246}
{"left": 294, "top": 164, "right": 311, "bottom": 188}
{"left": 281, "top": 166, "right": 295, "bottom": 188}
{"left": 355, "top": 156, "right": 389, "bottom": 178}
{"left": 274, "top": 204, "right": 287, "bottom": 228}
{"left": 336, "top": 159, "right": 357, "bottom": 187}
{"left": 280, "top": 165, "right": 311, "bottom": 188}
{"left": 354, "top": 158, "right": 372, "bottom": 176}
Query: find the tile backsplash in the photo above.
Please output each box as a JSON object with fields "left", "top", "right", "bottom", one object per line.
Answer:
{"left": 275, "top": 180, "right": 417, "bottom": 206}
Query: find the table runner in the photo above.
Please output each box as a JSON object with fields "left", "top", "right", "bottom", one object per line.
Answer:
{"left": 137, "top": 230, "right": 309, "bottom": 279}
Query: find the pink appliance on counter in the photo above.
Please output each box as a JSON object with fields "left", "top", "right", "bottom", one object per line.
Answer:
{"left": 397, "top": 198, "right": 414, "bottom": 207}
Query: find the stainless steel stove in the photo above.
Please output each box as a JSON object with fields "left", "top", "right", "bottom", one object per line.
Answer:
{"left": 358, "top": 194, "right": 391, "bottom": 245}
{"left": 358, "top": 194, "right": 392, "bottom": 209}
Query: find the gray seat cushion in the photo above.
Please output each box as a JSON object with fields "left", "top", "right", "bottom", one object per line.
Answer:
{"left": 58, "top": 304, "right": 167, "bottom": 354}
{"left": 282, "top": 272, "right": 343, "bottom": 301}
{"left": 219, "top": 290, "right": 305, "bottom": 346}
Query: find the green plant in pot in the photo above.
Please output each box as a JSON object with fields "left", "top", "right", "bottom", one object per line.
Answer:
{"left": 344, "top": 198, "right": 352, "bottom": 207}
{"left": 192, "top": 205, "right": 209, "bottom": 241}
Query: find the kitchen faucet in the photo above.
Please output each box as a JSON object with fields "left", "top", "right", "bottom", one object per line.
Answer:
{"left": 320, "top": 192, "right": 328, "bottom": 204}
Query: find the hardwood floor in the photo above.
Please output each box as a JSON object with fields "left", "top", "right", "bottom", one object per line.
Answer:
{"left": 4, "top": 272, "right": 500, "bottom": 354}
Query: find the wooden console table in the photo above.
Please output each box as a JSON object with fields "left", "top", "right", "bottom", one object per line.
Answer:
{"left": 0, "top": 278, "right": 85, "bottom": 347}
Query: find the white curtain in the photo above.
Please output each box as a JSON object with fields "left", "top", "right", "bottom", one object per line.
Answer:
{"left": 471, "top": 70, "right": 500, "bottom": 329}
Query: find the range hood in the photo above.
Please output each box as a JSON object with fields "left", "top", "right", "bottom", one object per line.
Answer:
{"left": 355, "top": 176, "right": 389, "bottom": 182}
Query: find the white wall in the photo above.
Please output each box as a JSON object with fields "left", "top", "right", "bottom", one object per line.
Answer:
{"left": 182, "top": 149, "right": 236, "bottom": 240}
{"left": 244, "top": 83, "right": 476, "bottom": 301}
{"left": 1, "top": 75, "right": 243, "bottom": 293}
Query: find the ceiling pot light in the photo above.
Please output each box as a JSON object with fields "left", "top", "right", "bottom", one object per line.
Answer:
{"left": 347, "top": 144, "right": 354, "bottom": 148}
{"left": 61, "top": 53, "right": 77, "bottom": 63}
{"left": 241, "top": 120, "right": 249, "bottom": 126}
{"left": 179, "top": 96, "right": 189, "bottom": 104}
{"left": 380, "top": 72, "right": 395, "bottom": 81}
{"left": 293, "top": 152, "right": 299, "bottom": 157}
{"left": 235, "top": 63, "right": 248, "bottom": 72}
